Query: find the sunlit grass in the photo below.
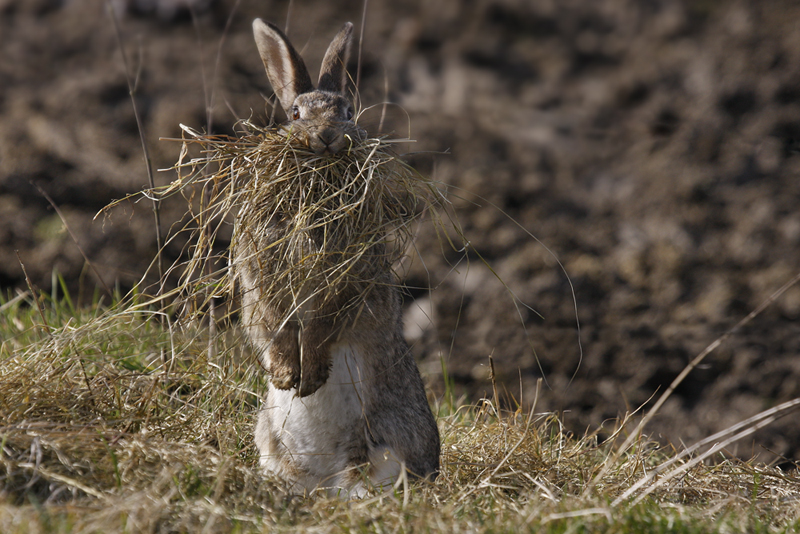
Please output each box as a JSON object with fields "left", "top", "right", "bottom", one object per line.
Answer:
{"left": 1, "top": 289, "right": 799, "bottom": 533}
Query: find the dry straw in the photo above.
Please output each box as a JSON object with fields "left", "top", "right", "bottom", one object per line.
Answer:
{"left": 135, "top": 119, "right": 446, "bottom": 323}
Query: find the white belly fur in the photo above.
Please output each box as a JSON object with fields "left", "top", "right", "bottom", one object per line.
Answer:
{"left": 257, "top": 341, "right": 403, "bottom": 495}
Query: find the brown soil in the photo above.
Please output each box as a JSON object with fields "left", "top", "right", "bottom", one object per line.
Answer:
{"left": 2, "top": 0, "right": 799, "bottom": 464}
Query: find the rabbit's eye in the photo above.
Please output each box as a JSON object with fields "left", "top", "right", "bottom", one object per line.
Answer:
{"left": 345, "top": 107, "right": 354, "bottom": 121}
{"left": 291, "top": 106, "right": 300, "bottom": 120}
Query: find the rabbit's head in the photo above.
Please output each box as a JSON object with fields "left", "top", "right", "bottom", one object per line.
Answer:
{"left": 253, "top": 19, "right": 365, "bottom": 155}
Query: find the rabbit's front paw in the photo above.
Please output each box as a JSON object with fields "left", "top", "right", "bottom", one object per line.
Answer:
{"left": 297, "top": 345, "right": 331, "bottom": 397}
{"left": 269, "top": 329, "right": 300, "bottom": 389}
{"left": 270, "top": 361, "right": 300, "bottom": 390}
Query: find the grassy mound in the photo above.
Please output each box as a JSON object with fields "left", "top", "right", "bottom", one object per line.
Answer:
{"left": 1, "top": 293, "right": 799, "bottom": 533}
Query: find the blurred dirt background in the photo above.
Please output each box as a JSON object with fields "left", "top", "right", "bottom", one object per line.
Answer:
{"left": 2, "top": 0, "right": 799, "bottom": 464}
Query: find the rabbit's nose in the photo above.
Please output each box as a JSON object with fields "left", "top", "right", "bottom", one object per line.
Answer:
{"left": 313, "top": 128, "right": 343, "bottom": 155}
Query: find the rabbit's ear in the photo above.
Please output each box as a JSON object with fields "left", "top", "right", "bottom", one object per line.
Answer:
{"left": 318, "top": 22, "right": 353, "bottom": 93}
{"left": 253, "top": 19, "right": 314, "bottom": 115}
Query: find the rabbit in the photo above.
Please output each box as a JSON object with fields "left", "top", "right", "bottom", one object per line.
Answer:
{"left": 234, "top": 18, "right": 440, "bottom": 497}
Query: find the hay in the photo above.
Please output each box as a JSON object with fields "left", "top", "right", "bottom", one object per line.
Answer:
{"left": 147, "top": 120, "right": 445, "bottom": 322}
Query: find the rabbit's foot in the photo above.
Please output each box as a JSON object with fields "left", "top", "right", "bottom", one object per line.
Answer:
{"left": 269, "top": 329, "right": 301, "bottom": 390}
{"left": 270, "top": 361, "right": 300, "bottom": 390}
{"left": 297, "top": 345, "right": 332, "bottom": 397}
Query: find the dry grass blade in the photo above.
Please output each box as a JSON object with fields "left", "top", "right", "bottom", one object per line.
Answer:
{"left": 585, "top": 270, "right": 800, "bottom": 497}
{"left": 614, "top": 397, "right": 800, "bottom": 506}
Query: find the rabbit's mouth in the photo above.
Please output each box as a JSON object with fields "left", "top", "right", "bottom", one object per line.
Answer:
{"left": 307, "top": 127, "right": 348, "bottom": 155}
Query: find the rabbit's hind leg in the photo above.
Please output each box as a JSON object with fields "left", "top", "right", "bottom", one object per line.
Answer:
{"left": 254, "top": 404, "right": 301, "bottom": 483}
{"left": 368, "top": 445, "right": 403, "bottom": 490}
{"left": 333, "top": 446, "right": 403, "bottom": 498}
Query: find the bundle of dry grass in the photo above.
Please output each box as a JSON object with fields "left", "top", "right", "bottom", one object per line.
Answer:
{"left": 138, "top": 120, "right": 445, "bottom": 321}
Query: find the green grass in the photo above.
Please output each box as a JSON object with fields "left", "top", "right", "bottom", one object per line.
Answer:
{"left": 1, "top": 289, "right": 799, "bottom": 533}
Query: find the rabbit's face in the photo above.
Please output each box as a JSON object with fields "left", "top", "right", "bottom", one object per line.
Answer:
{"left": 253, "top": 20, "right": 363, "bottom": 156}
{"left": 289, "top": 91, "right": 361, "bottom": 155}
